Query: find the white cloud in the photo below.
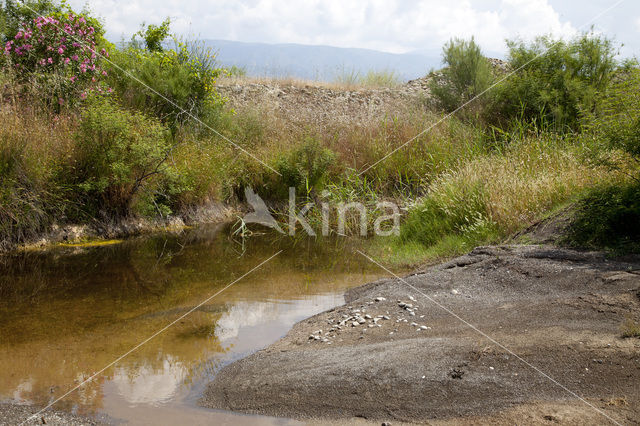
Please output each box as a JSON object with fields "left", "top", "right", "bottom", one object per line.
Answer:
{"left": 67, "top": 0, "right": 579, "bottom": 54}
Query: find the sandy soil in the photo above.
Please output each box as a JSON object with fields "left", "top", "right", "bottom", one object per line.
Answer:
{"left": 200, "top": 245, "right": 640, "bottom": 424}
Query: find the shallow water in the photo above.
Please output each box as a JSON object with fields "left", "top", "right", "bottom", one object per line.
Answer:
{"left": 0, "top": 224, "right": 388, "bottom": 424}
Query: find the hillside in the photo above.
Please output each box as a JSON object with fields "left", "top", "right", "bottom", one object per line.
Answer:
{"left": 206, "top": 39, "right": 442, "bottom": 81}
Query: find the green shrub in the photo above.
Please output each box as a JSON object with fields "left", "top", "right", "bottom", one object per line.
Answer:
{"left": 107, "top": 38, "right": 224, "bottom": 132}
{"left": 584, "top": 68, "right": 640, "bottom": 164}
{"left": 429, "top": 37, "right": 493, "bottom": 112}
{"left": 134, "top": 18, "right": 171, "bottom": 52}
{"left": 276, "top": 137, "right": 336, "bottom": 196}
{"left": 70, "top": 97, "right": 172, "bottom": 216}
{"left": 1, "top": 1, "right": 110, "bottom": 108}
{"left": 565, "top": 182, "right": 640, "bottom": 253}
{"left": 1, "top": 0, "right": 65, "bottom": 41}
{"left": 490, "top": 32, "right": 618, "bottom": 131}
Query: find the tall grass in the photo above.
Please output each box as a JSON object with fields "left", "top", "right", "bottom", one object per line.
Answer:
{"left": 0, "top": 103, "right": 75, "bottom": 249}
{"left": 398, "top": 132, "right": 629, "bottom": 257}
{"left": 332, "top": 68, "right": 402, "bottom": 89}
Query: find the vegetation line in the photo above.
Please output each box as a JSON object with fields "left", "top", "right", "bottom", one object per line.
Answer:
{"left": 1, "top": 0, "right": 639, "bottom": 263}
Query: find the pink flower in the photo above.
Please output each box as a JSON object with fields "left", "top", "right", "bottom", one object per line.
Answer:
{"left": 71, "top": 54, "right": 79, "bottom": 61}
{"left": 58, "top": 47, "right": 64, "bottom": 54}
{"left": 64, "top": 57, "right": 71, "bottom": 65}
{"left": 80, "top": 92, "right": 87, "bottom": 100}
{"left": 47, "top": 57, "right": 53, "bottom": 64}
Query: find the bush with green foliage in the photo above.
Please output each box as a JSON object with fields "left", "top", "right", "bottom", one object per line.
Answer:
{"left": 585, "top": 68, "right": 640, "bottom": 167}
{"left": 562, "top": 68, "right": 640, "bottom": 253}
{"left": 429, "top": 37, "right": 493, "bottom": 112}
{"left": 107, "top": 37, "right": 224, "bottom": 132}
{"left": 1, "top": 1, "right": 109, "bottom": 106}
{"left": 490, "top": 32, "right": 618, "bottom": 131}
{"left": 565, "top": 182, "right": 640, "bottom": 252}
{"left": 135, "top": 18, "right": 171, "bottom": 52}
{"left": 70, "top": 96, "right": 172, "bottom": 216}
{"left": 276, "top": 137, "right": 336, "bottom": 196}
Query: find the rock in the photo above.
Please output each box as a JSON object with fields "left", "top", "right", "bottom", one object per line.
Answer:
{"left": 451, "top": 289, "right": 459, "bottom": 295}
{"left": 408, "top": 296, "right": 416, "bottom": 301}
{"left": 409, "top": 311, "right": 416, "bottom": 316}
{"left": 382, "top": 315, "right": 390, "bottom": 320}
{"left": 419, "top": 325, "right": 430, "bottom": 330}
{"left": 358, "top": 318, "right": 366, "bottom": 324}
{"left": 365, "top": 314, "right": 372, "bottom": 319}
{"left": 375, "top": 297, "right": 386, "bottom": 302}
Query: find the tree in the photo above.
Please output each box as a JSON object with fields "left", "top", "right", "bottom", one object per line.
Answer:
{"left": 490, "top": 32, "right": 619, "bottom": 132}
{"left": 429, "top": 36, "right": 493, "bottom": 112}
{"left": 135, "top": 18, "right": 171, "bottom": 52}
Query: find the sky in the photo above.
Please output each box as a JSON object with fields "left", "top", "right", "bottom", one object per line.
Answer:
{"left": 66, "top": 0, "right": 640, "bottom": 58}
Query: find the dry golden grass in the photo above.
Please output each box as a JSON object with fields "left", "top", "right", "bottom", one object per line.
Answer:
{"left": 217, "top": 74, "right": 369, "bottom": 91}
{"left": 426, "top": 136, "right": 625, "bottom": 235}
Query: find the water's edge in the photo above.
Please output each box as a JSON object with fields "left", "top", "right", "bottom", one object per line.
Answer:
{"left": 9, "top": 201, "right": 239, "bottom": 253}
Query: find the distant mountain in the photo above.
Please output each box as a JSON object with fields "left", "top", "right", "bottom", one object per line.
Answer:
{"left": 203, "top": 39, "right": 442, "bottom": 82}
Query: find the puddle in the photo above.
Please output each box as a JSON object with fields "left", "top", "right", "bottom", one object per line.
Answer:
{"left": 0, "top": 223, "right": 388, "bottom": 424}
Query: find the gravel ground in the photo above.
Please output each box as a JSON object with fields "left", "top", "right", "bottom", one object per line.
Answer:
{"left": 200, "top": 245, "right": 640, "bottom": 424}
{"left": 0, "top": 403, "right": 105, "bottom": 426}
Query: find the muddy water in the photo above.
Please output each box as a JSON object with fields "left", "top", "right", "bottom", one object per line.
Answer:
{"left": 0, "top": 224, "right": 388, "bottom": 425}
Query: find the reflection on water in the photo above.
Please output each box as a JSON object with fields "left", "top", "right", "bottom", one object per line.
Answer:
{"left": 0, "top": 224, "right": 387, "bottom": 424}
